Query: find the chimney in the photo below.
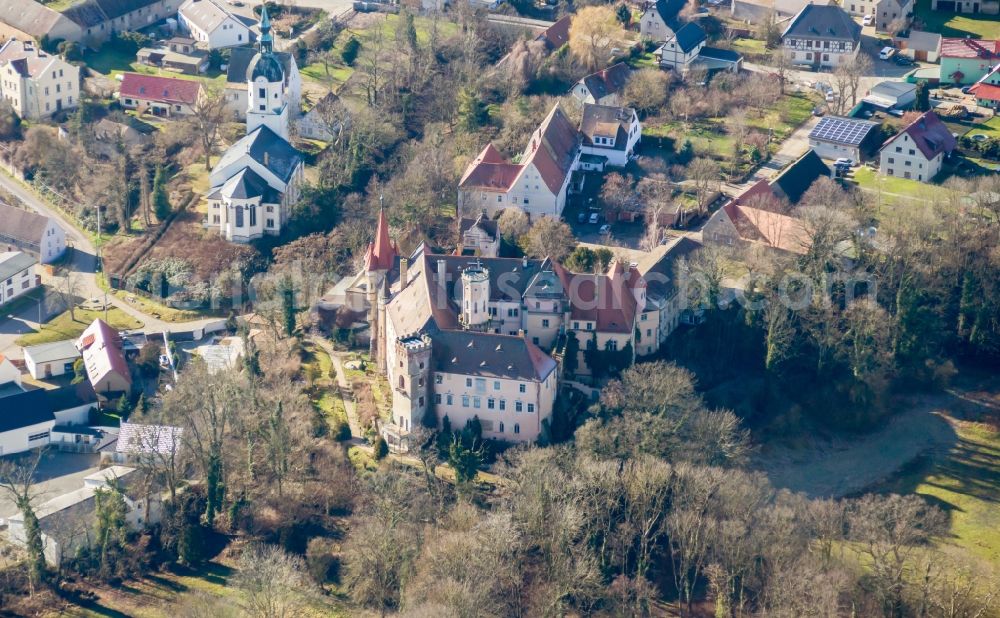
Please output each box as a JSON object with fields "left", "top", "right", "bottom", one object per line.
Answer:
{"left": 263, "top": 151, "right": 270, "bottom": 167}
{"left": 522, "top": 256, "right": 528, "bottom": 268}
{"left": 399, "top": 257, "right": 408, "bottom": 287}
{"left": 517, "top": 328, "right": 526, "bottom": 338}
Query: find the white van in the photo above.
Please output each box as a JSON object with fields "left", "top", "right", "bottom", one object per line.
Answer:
{"left": 879, "top": 47, "right": 896, "bottom": 60}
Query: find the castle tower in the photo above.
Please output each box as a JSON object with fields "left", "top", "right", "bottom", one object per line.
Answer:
{"left": 461, "top": 264, "right": 490, "bottom": 330}
{"left": 364, "top": 207, "right": 398, "bottom": 372}
{"left": 246, "top": 4, "right": 289, "bottom": 139}
{"left": 392, "top": 335, "right": 433, "bottom": 432}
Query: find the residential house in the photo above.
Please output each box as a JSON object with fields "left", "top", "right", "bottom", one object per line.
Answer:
{"left": 75, "top": 318, "right": 132, "bottom": 396}
{"left": 297, "top": 92, "right": 339, "bottom": 141}
{"left": 66, "top": 0, "right": 184, "bottom": 48}
{"left": 208, "top": 6, "right": 303, "bottom": 243}
{"left": 655, "top": 22, "right": 707, "bottom": 72}
{"left": 862, "top": 81, "right": 918, "bottom": 110}
{"left": 0, "top": 38, "right": 80, "bottom": 120}
{"left": 0, "top": 388, "right": 55, "bottom": 456}
{"left": 458, "top": 213, "right": 500, "bottom": 257}
{"left": 894, "top": 30, "right": 941, "bottom": 62}
{"left": 0, "top": 251, "right": 38, "bottom": 307}
{"left": 879, "top": 110, "right": 956, "bottom": 181}
{"left": 770, "top": 149, "right": 831, "bottom": 204}
{"left": 842, "top": 0, "right": 912, "bottom": 32}
{"left": 6, "top": 466, "right": 162, "bottom": 567}
{"left": 636, "top": 236, "right": 703, "bottom": 348}
{"left": 703, "top": 184, "right": 813, "bottom": 254}
{"left": 47, "top": 382, "right": 99, "bottom": 425}
{"left": 24, "top": 339, "right": 81, "bottom": 380}
{"left": 571, "top": 62, "right": 631, "bottom": 106}
{"left": 578, "top": 103, "right": 641, "bottom": 170}
{"left": 536, "top": 15, "right": 571, "bottom": 51}
{"left": 808, "top": 115, "right": 881, "bottom": 161}
{"left": 136, "top": 37, "right": 210, "bottom": 75}
{"left": 731, "top": 0, "right": 816, "bottom": 22}
{"left": 781, "top": 4, "right": 861, "bottom": 69}
{"left": 458, "top": 104, "right": 580, "bottom": 219}
{"left": 178, "top": 0, "right": 253, "bottom": 49}
{"left": 0, "top": 0, "right": 85, "bottom": 47}
{"left": 0, "top": 201, "right": 66, "bottom": 263}
{"left": 118, "top": 72, "right": 202, "bottom": 117}
{"left": 939, "top": 38, "right": 1000, "bottom": 84}
{"left": 640, "top": 0, "right": 687, "bottom": 43}
{"left": 105, "top": 421, "right": 183, "bottom": 465}
{"left": 969, "top": 63, "right": 1000, "bottom": 109}
{"left": 92, "top": 116, "right": 154, "bottom": 158}
{"left": 930, "top": 0, "right": 999, "bottom": 15}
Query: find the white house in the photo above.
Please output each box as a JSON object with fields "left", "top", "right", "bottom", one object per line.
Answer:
{"left": 458, "top": 104, "right": 580, "bottom": 219}
{"left": 0, "top": 388, "right": 55, "bottom": 456}
{"left": 879, "top": 110, "right": 956, "bottom": 182}
{"left": 570, "top": 62, "right": 631, "bottom": 106}
{"left": 0, "top": 38, "right": 80, "bottom": 120}
{"left": 808, "top": 115, "right": 880, "bottom": 161}
{"left": 637, "top": 236, "right": 703, "bottom": 349}
{"left": 640, "top": 0, "right": 687, "bottom": 43}
{"left": 781, "top": 4, "right": 861, "bottom": 69}
{"left": 76, "top": 319, "right": 132, "bottom": 396}
{"left": 178, "top": 0, "right": 252, "bottom": 49}
{"left": 0, "top": 251, "right": 38, "bottom": 307}
{"left": 843, "top": 0, "right": 913, "bottom": 32}
{"left": 459, "top": 213, "right": 500, "bottom": 258}
{"left": 655, "top": 22, "right": 707, "bottom": 71}
{"left": 0, "top": 202, "right": 66, "bottom": 264}
{"left": 6, "top": 466, "right": 161, "bottom": 567}
{"left": 24, "top": 339, "right": 81, "bottom": 380}
{"left": 578, "top": 103, "right": 641, "bottom": 170}
{"left": 296, "top": 92, "right": 339, "bottom": 141}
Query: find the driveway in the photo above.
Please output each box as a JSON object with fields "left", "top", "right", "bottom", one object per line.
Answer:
{"left": 0, "top": 452, "right": 101, "bottom": 520}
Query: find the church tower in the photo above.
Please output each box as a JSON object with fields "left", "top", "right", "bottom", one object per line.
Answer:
{"left": 246, "top": 4, "right": 289, "bottom": 139}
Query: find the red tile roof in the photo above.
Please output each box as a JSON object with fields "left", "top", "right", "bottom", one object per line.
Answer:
{"left": 537, "top": 15, "right": 571, "bottom": 50}
{"left": 553, "top": 261, "right": 640, "bottom": 334}
{"left": 119, "top": 73, "right": 202, "bottom": 106}
{"left": 939, "top": 38, "right": 1000, "bottom": 60}
{"left": 722, "top": 202, "right": 811, "bottom": 255}
{"left": 970, "top": 82, "right": 1000, "bottom": 101}
{"left": 459, "top": 144, "right": 523, "bottom": 191}
{"left": 364, "top": 207, "right": 398, "bottom": 273}
{"left": 520, "top": 104, "right": 579, "bottom": 194}
{"left": 881, "top": 110, "right": 956, "bottom": 161}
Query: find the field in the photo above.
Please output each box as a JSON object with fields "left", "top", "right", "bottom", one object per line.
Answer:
{"left": 15, "top": 307, "right": 143, "bottom": 346}
{"left": 914, "top": 0, "right": 1000, "bottom": 38}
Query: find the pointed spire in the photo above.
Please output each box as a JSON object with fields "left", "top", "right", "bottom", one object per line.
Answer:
{"left": 259, "top": 3, "right": 273, "bottom": 54}
{"left": 364, "top": 207, "right": 398, "bottom": 273}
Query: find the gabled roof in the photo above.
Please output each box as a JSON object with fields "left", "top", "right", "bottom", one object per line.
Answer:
{"left": 0, "top": 202, "right": 54, "bottom": 245}
{"left": 116, "top": 422, "right": 183, "bottom": 455}
{"left": 698, "top": 46, "right": 743, "bottom": 62}
{"left": 900, "top": 30, "right": 940, "bottom": 53}
{"left": 24, "top": 339, "right": 80, "bottom": 364}
{"left": 809, "top": 115, "right": 879, "bottom": 146}
{"left": 551, "top": 262, "right": 640, "bottom": 333}
{"left": 648, "top": 0, "right": 687, "bottom": 29}
{"left": 431, "top": 331, "right": 556, "bottom": 382}
{"left": 0, "top": 0, "right": 76, "bottom": 39}
{"left": 939, "top": 38, "right": 1000, "bottom": 60}
{"left": 364, "top": 207, "right": 398, "bottom": 272}
{"left": 721, "top": 202, "right": 811, "bottom": 254}
{"left": 579, "top": 62, "right": 631, "bottom": 101}
{"left": 880, "top": 110, "right": 956, "bottom": 160}
{"left": 782, "top": 4, "right": 860, "bottom": 43}
{"left": 211, "top": 125, "right": 303, "bottom": 186}
{"left": 180, "top": 0, "right": 242, "bottom": 34}
{"left": 537, "top": 15, "right": 571, "bottom": 50}
{"left": 637, "top": 236, "right": 703, "bottom": 302}
{"left": 219, "top": 167, "right": 280, "bottom": 202}
{"left": 93, "top": 0, "right": 163, "bottom": 19}
{"left": 0, "top": 388, "right": 55, "bottom": 433}
{"left": 673, "top": 22, "right": 707, "bottom": 54}
{"left": 0, "top": 39, "right": 60, "bottom": 79}
{"left": 520, "top": 104, "right": 580, "bottom": 194}
{"left": 461, "top": 213, "right": 499, "bottom": 240}
{"left": 580, "top": 104, "right": 635, "bottom": 151}
{"left": 62, "top": 2, "right": 109, "bottom": 28}
{"left": 46, "top": 382, "right": 98, "bottom": 413}
{"left": 459, "top": 144, "right": 523, "bottom": 191}
{"left": 0, "top": 251, "right": 36, "bottom": 281}
{"left": 771, "top": 149, "right": 830, "bottom": 204}
{"left": 969, "top": 82, "right": 1000, "bottom": 101}
{"left": 119, "top": 73, "right": 202, "bottom": 106}
{"left": 75, "top": 319, "right": 131, "bottom": 389}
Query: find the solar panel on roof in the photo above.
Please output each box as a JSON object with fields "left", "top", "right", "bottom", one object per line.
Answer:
{"left": 809, "top": 117, "right": 876, "bottom": 146}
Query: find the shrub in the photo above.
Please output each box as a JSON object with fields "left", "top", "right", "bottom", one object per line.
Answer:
{"left": 341, "top": 37, "right": 361, "bottom": 66}
{"left": 305, "top": 537, "right": 341, "bottom": 585}
{"left": 333, "top": 419, "right": 352, "bottom": 442}
{"left": 57, "top": 40, "right": 82, "bottom": 61}
{"left": 373, "top": 435, "right": 389, "bottom": 460}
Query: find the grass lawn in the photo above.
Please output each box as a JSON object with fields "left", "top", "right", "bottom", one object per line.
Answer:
{"left": 850, "top": 166, "right": 954, "bottom": 206}
{"left": 731, "top": 38, "right": 768, "bottom": 60}
{"left": 300, "top": 61, "right": 354, "bottom": 88}
{"left": 301, "top": 341, "right": 350, "bottom": 429}
{"left": 914, "top": 0, "right": 1000, "bottom": 38}
{"left": 15, "top": 307, "right": 143, "bottom": 346}
{"left": 964, "top": 116, "right": 1000, "bottom": 139}
{"left": 626, "top": 52, "right": 659, "bottom": 69}
{"left": 82, "top": 44, "right": 227, "bottom": 86}
{"left": 883, "top": 419, "right": 1000, "bottom": 567}
{"left": 111, "top": 290, "right": 209, "bottom": 323}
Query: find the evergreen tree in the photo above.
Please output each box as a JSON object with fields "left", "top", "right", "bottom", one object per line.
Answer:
{"left": 152, "top": 165, "right": 171, "bottom": 222}
{"left": 94, "top": 481, "right": 128, "bottom": 579}
{"left": 915, "top": 80, "right": 930, "bottom": 112}
{"left": 448, "top": 436, "right": 482, "bottom": 487}
{"left": 373, "top": 435, "right": 389, "bottom": 460}
{"left": 457, "top": 88, "right": 487, "bottom": 133}
{"left": 281, "top": 279, "right": 297, "bottom": 338}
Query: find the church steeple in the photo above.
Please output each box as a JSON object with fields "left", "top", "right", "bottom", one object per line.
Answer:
{"left": 364, "top": 207, "right": 398, "bottom": 273}
{"left": 259, "top": 3, "right": 273, "bottom": 55}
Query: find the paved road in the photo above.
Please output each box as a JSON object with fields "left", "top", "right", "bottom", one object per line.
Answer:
{"left": 0, "top": 172, "right": 221, "bottom": 359}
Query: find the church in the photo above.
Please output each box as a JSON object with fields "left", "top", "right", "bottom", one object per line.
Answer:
{"left": 207, "top": 5, "right": 304, "bottom": 243}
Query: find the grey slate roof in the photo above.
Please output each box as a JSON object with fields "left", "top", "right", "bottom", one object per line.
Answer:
{"left": 782, "top": 4, "right": 861, "bottom": 43}
{"left": 580, "top": 104, "right": 635, "bottom": 151}
{"left": 220, "top": 167, "right": 281, "bottom": 202}
{"left": 62, "top": 2, "right": 108, "bottom": 28}
{"left": 430, "top": 331, "right": 557, "bottom": 381}
{"left": 638, "top": 236, "right": 702, "bottom": 302}
{"left": 47, "top": 382, "right": 98, "bottom": 413}
{"left": 0, "top": 202, "right": 52, "bottom": 248}
{"left": 579, "top": 62, "right": 631, "bottom": 101}
{"left": 211, "top": 125, "right": 302, "bottom": 186}
{"left": 24, "top": 339, "right": 81, "bottom": 364}
{"left": 0, "top": 0, "right": 76, "bottom": 38}
{"left": 0, "top": 389, "right": 55, "bottom": 433}
{"left": 0, "top": 251, "right": 37, "bottom": 281}
{"left": 771, "top": 149, "right": 831, "bottom": 204}
{"left": 699, "top": 46, "right": 743, "bottom": 62}
{"left": 93, "top": 0, "right": 162, "bottom": 20}
{"left": 673, "top": 22, "right": 707, "bottom": 54}
{"left": 653, "top": 0, "right": 687, "bottom": 29}
{"left": 226, "top": 46, "right": 293, "bottom": 85}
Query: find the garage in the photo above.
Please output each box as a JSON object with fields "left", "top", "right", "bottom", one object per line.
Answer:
{"left": 935, "top": 0, "right": 956, "bottom": 9}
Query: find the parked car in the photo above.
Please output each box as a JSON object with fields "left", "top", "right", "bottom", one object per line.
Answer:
{"left": 879, "top": 46, "right": 896, "bottom": 60}
{"left": 599, "top": 224, "right": 611, "bottom": 235}
{"left": 894, "top": 55, "right": 914, "bottom": 66}
{"left": 863, "top": 14, "right": 874, "bottom": 25}
{"left": 825, "top": 91, "right": 836, "bottom": 102}
{"left": 812, "top": 106, "right": 825, "bottom": 116}
{"left": 834, "top": 157, "right": 855, "bottom": 167}
{"left": 961, "top": 85, "right": 974, "bottom": 95}
{"left": 589, "top": 212, "right": 600, "bottom": 224}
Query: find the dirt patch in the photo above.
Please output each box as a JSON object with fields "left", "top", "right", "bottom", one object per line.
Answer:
{"left": 138, "top": 211, "right": 259, "bottom": 282}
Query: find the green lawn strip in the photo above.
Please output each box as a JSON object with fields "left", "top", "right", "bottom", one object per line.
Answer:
{"left": 15, "top": 307, "right": 143, "bottom": 346}
{"left": 964, "top": 116, "right": 1000, "bottom": 139}
{"left": 850, "top": 166, "right": 954, "bottom": 204}
{"left": 881, "top": 420, "right": 1000, "bottom": 567}
{"left": 626, "top": 52, "right": 658, "bottom": 69}
{"left": 914, "top": 0, "right": 1000, "bottom": 39}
